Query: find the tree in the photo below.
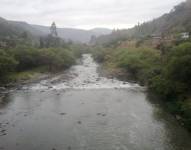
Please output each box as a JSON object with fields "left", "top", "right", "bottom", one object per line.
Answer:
{"left": 50, "top": 22, "right": 58, "bottom": 37}
{"left": 0, "top": 49, "right": 17, "bottom": 79}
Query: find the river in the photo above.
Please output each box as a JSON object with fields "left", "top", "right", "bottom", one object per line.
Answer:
{"left": 0, "top": 54, "right": 191, "bottom": 150}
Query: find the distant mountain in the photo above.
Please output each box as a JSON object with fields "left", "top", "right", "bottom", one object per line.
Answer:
{"left": 0, "top": 17, "right": 26, "bottom": 38}
{"left": 9, "top": 21, "right": 45, "bottom": 37}
{"left": 32, "top": 25, "right": 112, "bottom": 43}
{"left": 0, "top": 17, "right": 112, "bottom": 43}
{"left": 90, "top": 28, "right": 112, "bottom": 35}
{"left": 0, "top": 17, "right": 45, "bottom": 42}
{"left": 95, "top": 0, "right": 191, "bottom": 45}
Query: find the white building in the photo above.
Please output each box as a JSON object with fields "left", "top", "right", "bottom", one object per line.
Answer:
{"left": 181, "top": 32, "right": 190, "bottom": 40}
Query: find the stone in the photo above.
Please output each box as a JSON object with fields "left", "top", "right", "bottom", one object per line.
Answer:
{"left": 175, "top": 115, "right": 182, "bottom": 120}
{"left": 102, "top": 114, "right": 106, "bottom": 117}
{"left": 60, "top": 113, "right": 67, "bottom": 115}
{"left": 0, "top": 87, "right": 6, "bottom": 91}
{"left": 77, "top": 121, "right": 82, "bottom": 124}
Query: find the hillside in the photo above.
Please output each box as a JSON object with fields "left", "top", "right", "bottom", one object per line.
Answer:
{"left": 0, "top": 17, "right": 111, "bottom": 43}
{"left": 0, "top": 17, "right": 45, "bottom": 43}
{"left": 95, "top": 0, "right": 191, "bottom": 45}
{"left": 0, "top": 17, "right": 28, "bottom": 38}
{"left": 32, "top": 25, "right": 112, "bottom": 43}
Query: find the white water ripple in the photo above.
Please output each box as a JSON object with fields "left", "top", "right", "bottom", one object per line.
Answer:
{"left": 27, "top": 54, "right": 142, "bottom": 90}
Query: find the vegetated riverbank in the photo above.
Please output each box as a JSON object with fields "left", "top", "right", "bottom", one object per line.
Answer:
{"left": 91, "top": 42, "right": 191, "bottom": 132}
{"left": 1, "top": 53, "right": 191, "bottom": 150}
{"left": 0, "top": 44, "right": 87, "bottom": 95}
{"left": 0, "top": 48, "right": 73, "bottom": 86}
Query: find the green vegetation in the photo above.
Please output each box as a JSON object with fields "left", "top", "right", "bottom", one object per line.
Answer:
{"left": 88, "top": 0, "right": 191, "bottom": 132}
{"left": 0, "top": 0, "right": 190, "bottom": 132}
{"left": 0, "top": 49, "right": 18, "bottom": 80}
{"left": 115, "top": 47, "right": 161, "bottom": 84}
{"left": 6, "top": 68, "right": 46, "bottom": 83}
{"left": 0, "top": 46, "right": 79, "bottom": 84}
{"left": 91, "top": 41, "right": 191, "bottom": 131}
{"left": 94, "top": 0, "right": 191, "bottom": 47}
{"left": 0, "top": 23, "right": 86, "bottom": 85}
{"left": 149, "top": 43, "right": 191, "bottom": 129}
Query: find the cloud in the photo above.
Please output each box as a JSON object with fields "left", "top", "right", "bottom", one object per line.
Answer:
{"left": 0, "top": 0, "right": 185, "bottom": 29}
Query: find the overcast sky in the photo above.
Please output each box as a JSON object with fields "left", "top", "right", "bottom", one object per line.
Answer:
{"left": 0, "top": 0, "right": 185, "bottom": 29}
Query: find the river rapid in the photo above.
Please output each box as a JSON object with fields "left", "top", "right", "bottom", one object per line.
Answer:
{"left": 0, "top": 54, "right": 191, "bottom": 150}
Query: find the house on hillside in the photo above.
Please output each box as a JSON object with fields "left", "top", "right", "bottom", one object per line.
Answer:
{"left": 151, "top": 34, "right": 162, "bottom": 48}
{"left": 119, "top": 40, "right": 137, "bottom": 48}
{"left": 180, "top": 32, "right": 190, "bottom": 40}
{"left": 163, "top": 34, "right": 175, "bottom": 44}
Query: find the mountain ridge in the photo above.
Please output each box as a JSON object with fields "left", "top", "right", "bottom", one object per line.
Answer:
{"left": 0, "top": 17, "right": 112, "bottom": 43}
{"left": 94, "top": 0, "right": 191, "bottom": 45}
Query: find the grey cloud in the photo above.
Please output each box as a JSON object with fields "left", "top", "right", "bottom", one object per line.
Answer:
{"left": 0, "top": 0, "right": 185, "bottom": 29}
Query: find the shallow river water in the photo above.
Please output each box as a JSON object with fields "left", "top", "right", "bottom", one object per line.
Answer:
{"left": 0, "top": 54, "right": 191, "bottom": 150}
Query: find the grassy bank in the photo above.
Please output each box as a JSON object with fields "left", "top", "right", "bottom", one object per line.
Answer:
{"left": 91, "top": 42, "right": 191, "bottom": 131}
{"left": 5, "top": 67, "right": 49, "bottom": 83}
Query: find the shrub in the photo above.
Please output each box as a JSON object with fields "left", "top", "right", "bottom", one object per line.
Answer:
{"left": 0, "top": 49, "right": 18, "bottom": 80}
{"left": 115, "top": 47, "right": 161, "bottom": 83}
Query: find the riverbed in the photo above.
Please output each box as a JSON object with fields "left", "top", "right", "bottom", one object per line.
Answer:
{"left": 0, "top": 54, "right": 191, "bottom": 150}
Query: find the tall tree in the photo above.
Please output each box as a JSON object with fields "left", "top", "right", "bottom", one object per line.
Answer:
{"left": 50, "top": 22, "right": 58, "bottom": 37}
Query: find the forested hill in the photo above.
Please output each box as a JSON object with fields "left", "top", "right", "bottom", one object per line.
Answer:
{"left": 0, "top": 17, "right": 111, "bottom": 43}
{"left": 0, "top": 17, "right": 39, "bottom": 38}
{"left": 95, "top": 0, "right": 191, "bottom": 45}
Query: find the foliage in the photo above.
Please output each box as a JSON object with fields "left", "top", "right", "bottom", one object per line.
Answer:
{"left": 111, "top": 47, "right": 161, "bottom": 83}
{"left": 37, "top": 48, "right": 75, "bottom": 71}
{"left": 10, "top": 46, "right": 40, "bottom": 71}
{"left": 91, "top": 46, "right": 109, "bottom": 63}
{"left": 0, "top": 45, "right": 78, "bottom": 84}
{"left": 40, "top": 35, "right": 61, "bottom": 48}
{"left": 0, "top": 49, "right": 18, "bottom": 79}
{"left": 94, "top": 0, "right": 191, "bottom": 47}
{"left": 149, "top": 42, "right": 191, "bottom": 130}
{"left": 92, "top": 41, "right": 191, "bottom": 131}
{"left": 150, "top": 42, "right": 191, "bottom": 99}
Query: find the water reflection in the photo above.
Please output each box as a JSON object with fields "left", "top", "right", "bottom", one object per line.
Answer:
{"left": 0, "top": 94, "right": 12, "bottom": 109}
{"left": 146, "top": 93, "right": 191, "bottom": 149}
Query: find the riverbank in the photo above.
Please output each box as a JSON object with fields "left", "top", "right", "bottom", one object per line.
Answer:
{"left": 0, "top": 70, "right": 48, "bottom": 98}
{"left": 98, "top": 62, "right": 190, "bottom": 129}
{"left": 1, "top": 53, "right": 191, "bottom": 150}
{"left": 91, "top": 43, "right": 191, "bottom": 132}
{"left": 0, "top": 66, "right": 73, "bottom": 99}
{"left": 97, "top": 62, "right": 141, "bottom": 84}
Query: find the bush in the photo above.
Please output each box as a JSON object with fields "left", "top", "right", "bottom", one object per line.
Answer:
{"left": 11, "top": 46, "right": 40, "bottom": 71}
{"left": 149, "top": 42, "right": 191, "bottom": 130}
{"left": 91, "top": 46, "right": 109, "bottom": 63}
{"left": 37, "top": 48, "right": 75, "bottom": 71}
{"left": 0, "top": 49, "right": 18, "bottom": 80}
{"left": 115, "top": 47, "right": 161, "bottom": 83}
{"left": 150, "top": 42, "right": 191, "bottom": 99}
